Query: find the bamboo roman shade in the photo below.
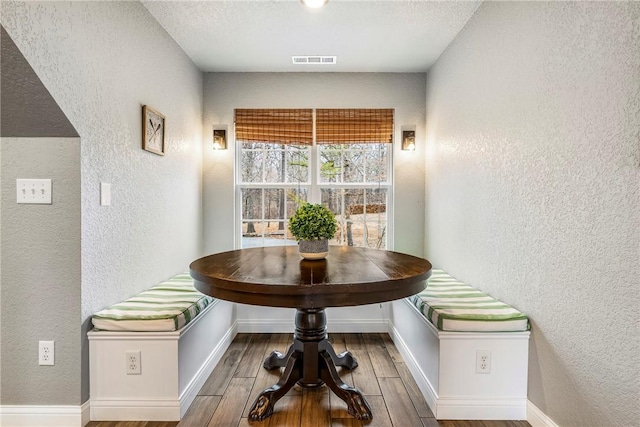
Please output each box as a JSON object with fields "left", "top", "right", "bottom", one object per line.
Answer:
{"left": 235, "top": 109, "right": 313, "bottom": 145}
{"left": 316, "top": 109, "right": 394, "bottom": 144}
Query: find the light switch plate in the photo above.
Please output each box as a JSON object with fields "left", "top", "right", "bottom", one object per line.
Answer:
{"left": 17, "top": 179, "right": 52, "bottom": 204}
{"left": 100, "top": 183, "right": 111, "bottom": 206}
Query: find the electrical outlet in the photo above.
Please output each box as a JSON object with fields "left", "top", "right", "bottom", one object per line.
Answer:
{"left": 126, "top": 351, "right": 141, "bottom": 375}
{"left": 475, "top": 350, "right": 491, "bottom": 374}
{"left": 39, "top": 341, "right": 55, "bottom": 366}
{"left": 17, "top": 179, "right": 52, "bottom": 204}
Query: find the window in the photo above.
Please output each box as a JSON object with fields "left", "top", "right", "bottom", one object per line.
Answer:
{"left": 236, "top": 108, "right": 393, "bottom": 249}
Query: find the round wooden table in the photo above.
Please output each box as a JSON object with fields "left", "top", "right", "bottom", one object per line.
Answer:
{"left": 190, "top": 245, "right": 432, "bottom": 421}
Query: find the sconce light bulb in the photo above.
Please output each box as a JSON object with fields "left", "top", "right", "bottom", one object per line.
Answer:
{"left": 402, "top": 131, "right": 416, "bottom": 151}
{"left": 213, "top": 142, "right": 222, "bottom": 150}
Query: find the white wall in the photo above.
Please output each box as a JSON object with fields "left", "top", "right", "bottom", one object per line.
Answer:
{"left": 203, "top": 72, "right": 426, "bottom": 257}
{"left": 1, "top": 1, "right": 203, "bottom": 404}
{"left": 425, "top": 2, "right": 639, "bottom": 426}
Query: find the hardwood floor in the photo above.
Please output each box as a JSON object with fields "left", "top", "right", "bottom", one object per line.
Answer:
{"left": 86, "top": 333, "right": 530, "bottom": 427}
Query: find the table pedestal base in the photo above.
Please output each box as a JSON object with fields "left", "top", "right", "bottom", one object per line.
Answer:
{"left": 248, "top": 308, "right": 373, "bottom": 421}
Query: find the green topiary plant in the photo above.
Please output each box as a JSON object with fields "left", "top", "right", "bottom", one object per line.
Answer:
{"left": 288, "top": 203, "right": 337, "bottom": 241}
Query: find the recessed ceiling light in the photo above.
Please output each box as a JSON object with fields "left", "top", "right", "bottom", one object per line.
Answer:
{"left": 300, "top": 0, "right": 329, "bottom": 8}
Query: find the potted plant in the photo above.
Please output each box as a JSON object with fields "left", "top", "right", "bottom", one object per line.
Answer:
{"left": 289, "top": 203, "right": 337, "bottom": 260}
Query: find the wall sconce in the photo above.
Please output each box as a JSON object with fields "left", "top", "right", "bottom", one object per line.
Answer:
{"left": 402, "top": 130, "right": 416, "bottom": 151}
{"left": 213, "top": 129, "right": 227, "bottom": 150}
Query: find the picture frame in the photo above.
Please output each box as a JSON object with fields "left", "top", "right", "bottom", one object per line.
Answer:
{"left": 142, "top": 105, "right": 165, "bottom": 155}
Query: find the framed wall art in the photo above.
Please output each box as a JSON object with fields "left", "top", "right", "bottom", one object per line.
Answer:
{"left": 142, "top": 105, "right": 165, "bottom": 155}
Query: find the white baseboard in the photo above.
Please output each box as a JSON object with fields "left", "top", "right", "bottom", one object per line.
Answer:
{"left": 436, "top": 397, "right": 528, "bottom": 420}
{"left": 326, "top": 319, "right": 388, "bottom": 333}
{"left": 237, "top": 319, "right": 293, "bottom": 333}
{"left": 237, "top": 319, "right": 388, "bottom": 333}
{"left": 0, "top": 404, "right": 86, "bottom": 427}
{"left": 527, "top": 400, "right": 559, "bottom": 427}
{"left": 81, "top": 401, "right": 90, "bottom": 426}
{"left": 89, "top": 399, "right": 182, "bottom": 422}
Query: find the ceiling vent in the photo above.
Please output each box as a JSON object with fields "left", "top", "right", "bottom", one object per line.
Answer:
{"left": 292, "top": 56, "right": 337, "bottom": 65}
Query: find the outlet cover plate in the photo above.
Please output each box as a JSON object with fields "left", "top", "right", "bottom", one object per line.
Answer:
{"left": 39, "top": 341, "right": 55, "bottom": 365}
{"left": 126, "top": 350, "right": 141, "bottom": 375}
{"left": 475, "top": 350, "right": 491, "bottom": 374}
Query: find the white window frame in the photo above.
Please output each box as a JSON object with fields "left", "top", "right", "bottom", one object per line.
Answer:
{"left": 234, "top": 110, "right": 394, "bottom": 250}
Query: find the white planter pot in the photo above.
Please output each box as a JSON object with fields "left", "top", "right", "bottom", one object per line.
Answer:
{"left": 298, "top": 239, "right": 329, "bottom": 260}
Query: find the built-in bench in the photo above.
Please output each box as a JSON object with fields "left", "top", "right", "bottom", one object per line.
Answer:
{"left": 88, "top": 273, "right": 235, "bottom": 421}
{"left": 387, "top": 269, "right": 530, "bottom": 420}
{"left": 88, "top": 268, "right": 529, "bottom": 421}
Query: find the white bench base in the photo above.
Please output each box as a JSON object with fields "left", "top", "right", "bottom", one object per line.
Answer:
{"left": 387, "top": 298, "right": 530, "bottom": 420}
{"left": 88, "top": 300, "right": 235, "bottom": 421}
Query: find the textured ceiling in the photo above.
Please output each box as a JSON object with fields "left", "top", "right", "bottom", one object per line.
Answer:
{"left": 141, "top": 0, "right": 482, "bottom": 73}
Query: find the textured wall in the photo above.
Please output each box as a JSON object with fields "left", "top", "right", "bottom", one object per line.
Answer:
{"left": 1, "top": 1, "right": 203, "bottom": 405}
{"left": 425, "top": 2, "right": 639, "bottom": 426}
{"left": 0, "top": 26, "right": 77, "bottom": 137}
{"left": 203, "top": 72, "right": 426, "bottom": 257}
{"left": 1, "top": 138, "right": 81, "bottom": 405}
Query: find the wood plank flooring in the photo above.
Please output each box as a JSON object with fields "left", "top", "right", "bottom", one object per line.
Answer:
{"left": 87, "top": 333, "right": 530, "bottom": 427}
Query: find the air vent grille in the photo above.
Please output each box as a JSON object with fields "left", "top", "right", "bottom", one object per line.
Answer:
{"left": 292, "top": 56, "right": 337, "bottom": 65}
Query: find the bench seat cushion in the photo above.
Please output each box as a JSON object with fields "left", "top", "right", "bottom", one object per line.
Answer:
{"left": 91, "top": 273, "right": 214, "bottom": 332}
{"left": 410, "top": 269, "right": 529, "bottom": 332}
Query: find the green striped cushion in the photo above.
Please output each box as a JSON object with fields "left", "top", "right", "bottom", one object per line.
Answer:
{"left": 91, "top": 273, "right": 214, "bottom": 332}
{"left": 410, "top": 269, "right": 529, "bottom": 332}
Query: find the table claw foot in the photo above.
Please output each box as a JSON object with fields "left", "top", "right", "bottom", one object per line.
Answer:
{"left": 345, "top": 390, "right": 373, "bottom": 420}
{"left": 248, "top": 394, "right": 274, "bottom": 422}
{"left": 251, "top": 349, "right": 303, "bottom": 421}
{"left": 319, "top": 350, "right": 373, "bottom": 421}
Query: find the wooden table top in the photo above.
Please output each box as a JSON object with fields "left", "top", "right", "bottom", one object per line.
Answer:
{"left": 190, "top": 246, "right": 432, "bottom": 309}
